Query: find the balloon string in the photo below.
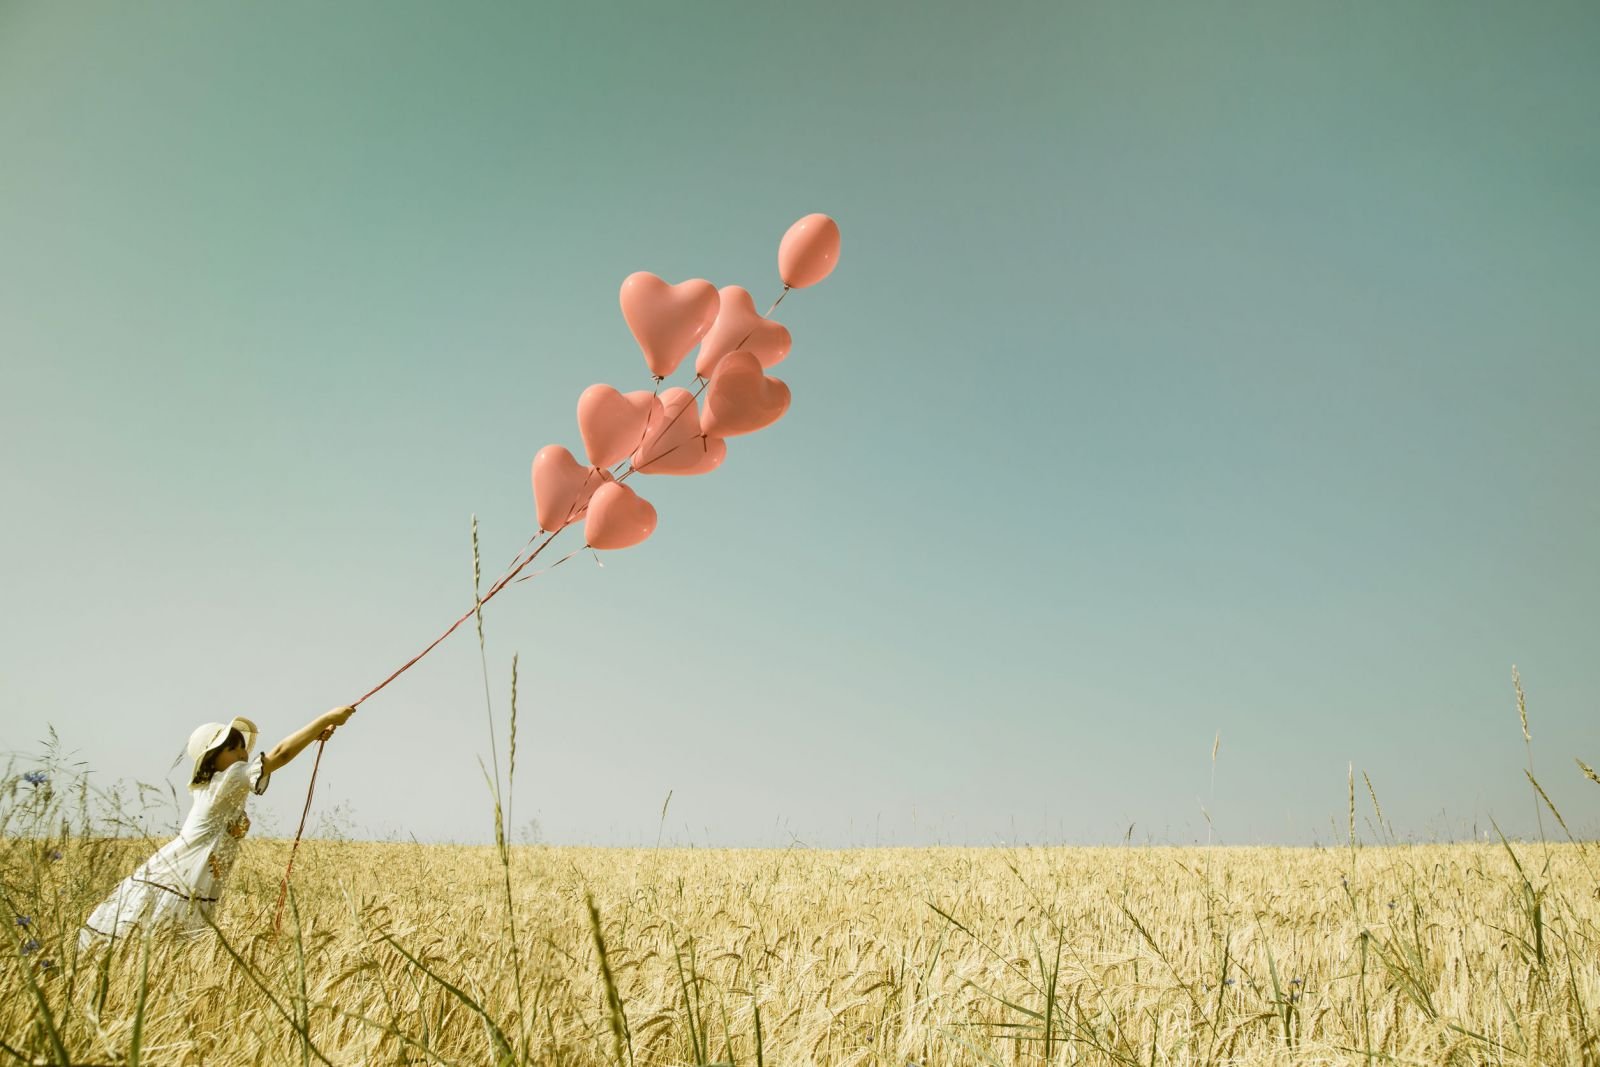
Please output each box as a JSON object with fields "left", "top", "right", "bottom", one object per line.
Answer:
{"left": 271, "top": 733, "right": 326, "bottom": 934}
{"left": 513, "top": 545, "right": 583, "bottom": 584}
{"left": 612, "top": 381, "right": 662, "bottom": 478}
{"left": 268, "top": 523, "right": 570, "bottom": 936}
{"left": 350, "top": 530, "right": 565, "bottom": 708}
{"left": 558, "top": 468, "right": 607, "bottom": 531}
{"left": 348, "top": 283, "right": 788, "bottom": 714}
{"left": 272, "top": 282, "right": 796, "bottom": 928}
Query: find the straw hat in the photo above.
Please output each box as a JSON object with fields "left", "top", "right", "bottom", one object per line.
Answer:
{"left": 186, "top": 716, "right": 259, "bottom": 786}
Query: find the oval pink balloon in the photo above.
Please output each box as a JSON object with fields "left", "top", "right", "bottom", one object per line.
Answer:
{"left": 694, "top": 285, "right": 793, "bottom": 377}
{"left": 531, "top": 446, "right": 613, "bottom": 532}
{"left": 585, "top": 481, "right": 657, "bottom": 550}
{"left": 631, "top": 387, "right": 704, "bottom": 473}
{"left": 619, "top": 272, "right": 720, "bottom": 379}
{"left": 701, "top": 351, "right": 792, "bottom": 438}
{"left": 778, "top": 214, "right": 840, "bottom": 289}
{"left": 577, "top": 384, "right": 661, "bottom": 469}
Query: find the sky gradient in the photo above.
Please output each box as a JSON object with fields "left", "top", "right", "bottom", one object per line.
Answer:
{"left": 2, "top": 2, "right": 1597, "bottom": 846}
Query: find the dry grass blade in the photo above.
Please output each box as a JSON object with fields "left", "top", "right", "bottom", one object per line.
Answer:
{"left": 128, "top": 934, "right": 150, "bottom": 1067}
{"left": 1363, "top": 771, "right": 1386, "bottom": 833}
{"left": 377, "top": 928, "right": 515, "bottom": 1066}
{"left": 10, "top": 940, "right": 70, "bottom": 1065}
{"left": 1525, "top": 771, "right": 1574, "bottom": 841}
{"left": 587, "top": 893, "right": 633, "bottom": 1067}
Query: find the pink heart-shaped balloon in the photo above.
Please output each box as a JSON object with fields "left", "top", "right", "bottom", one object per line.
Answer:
{"left": 584, "top": 481, "right": 657, "bottom": 551}
{"left": 619, "top": 272, "right": 720, "bottom": 379}
{"left": 682, "top": 436, "right": 727, "bottom": 475}
{"left": 641, "top": 434, "right": 727, "bottom": 476}
{"left": 577, "top": 384, "right": 662, "bottom": 469}
{"left": 694, "top": 285, "right": 793, "bottom": 377}
{"left": 778, "top": 213, "right": 841, "bottom": 289}
{"left": 701, "top": 351, "right": 791, "bottom": 437}
{"left": 631, "top": 387, "right": 704, "bottom": 473}
{"left": 531, "top": 446, "right": 614, "bottom": 532}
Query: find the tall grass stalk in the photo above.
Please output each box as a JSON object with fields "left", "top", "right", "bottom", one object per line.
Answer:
{"left": 289, "top": 886, "right": 313, "bottom": 1067}
{"left": 468, "top": 518, "right": 529, "bottom": 1057}
{"left": 1513, "top": 665, "right": 1548, "bottom": 850}
{"left": 1362, "top": 771, "right": 1391, "bottom": 845}
{"left": 1347, "top": 762, "right": 1357, "bottom": 872}
{"left": 586, "top": 893, "right": 633, "bottom": 1067}
{"left": 1207, "top": 731, "right": 1219, "bottom": 847}
{"left": 670, "top": 931, "right": 707, "bottom": 1065}
{"left": 126, "top": 934, "right": 149, "bottom": 1067}
{"left": 471, "top": 515, "right": 506, "bottom": 841}
{"left": 656, "top": 790, "right": 673, "bottom": 850}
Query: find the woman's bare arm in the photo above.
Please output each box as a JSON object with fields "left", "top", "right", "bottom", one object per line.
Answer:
{"left": 263, "top": 706, "right": 355, "bottom": 774}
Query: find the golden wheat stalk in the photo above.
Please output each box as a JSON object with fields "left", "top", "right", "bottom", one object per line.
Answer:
{"left": 1512, "top": 664, "right": 1529, "bottom": 742}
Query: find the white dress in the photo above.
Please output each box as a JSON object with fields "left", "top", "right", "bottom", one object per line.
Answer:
{"left": 81, "top": 753, "right": 271, "bottom": 947}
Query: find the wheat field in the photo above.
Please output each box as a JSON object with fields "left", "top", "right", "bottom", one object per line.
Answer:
{"left": 4, "top": 821, "right": 1599, "bottom": 1066}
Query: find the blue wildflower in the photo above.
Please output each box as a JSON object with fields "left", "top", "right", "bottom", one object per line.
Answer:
{"left": 14, "top": 916, "right": 30, "bottom": 928}
{"left": 1290, "top": 977, "right": 1303, "bottom": 985}
{"left": 49, "top": 850, "right": 62, "bottom": 862}
{"left": 1387, "top": 900, "right": 1396, "bottom": 910}
{"left": 22, "top": 770, "right": 48, "bottom": 786}
{"left": 38, "top": 959, "right": 54, "bottom": 971}
{"left": 1223, "top": 978, "right": 1235, "bottom": 986}
{"left": 21, "top": 939, "right": 39, "bottom": 955}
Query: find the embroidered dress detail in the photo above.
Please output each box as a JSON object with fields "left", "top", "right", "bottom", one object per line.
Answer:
{"left": 80, "top": 753, "right": 270, "bottom": 946}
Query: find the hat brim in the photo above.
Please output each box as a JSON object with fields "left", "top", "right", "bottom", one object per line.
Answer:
{"left": 189, "top": 718, "right": 259, "bottom": 787}
{"left": 227, "top": 717, "right": 259, "bottom": 755}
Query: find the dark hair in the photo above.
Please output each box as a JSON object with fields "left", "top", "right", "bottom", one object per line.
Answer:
{"left": 192, "top": 728, "right": 245, "bottom": 786}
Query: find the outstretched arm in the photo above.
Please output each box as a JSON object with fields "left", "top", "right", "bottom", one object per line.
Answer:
{"left": 263, "top": 706, "right": 355, "bottom": 774}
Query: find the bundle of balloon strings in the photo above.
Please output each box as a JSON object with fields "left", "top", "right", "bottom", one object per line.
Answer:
{"left": 271, "top": 214, "right": 842, "bottom": 931}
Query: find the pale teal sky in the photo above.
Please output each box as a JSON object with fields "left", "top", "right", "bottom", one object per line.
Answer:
{"left": 2, "top": 3, "right": 1596, "bottom": 846}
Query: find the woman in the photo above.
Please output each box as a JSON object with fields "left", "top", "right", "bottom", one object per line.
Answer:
{"left": 80, "top": 705, "right": 355, "bottom": 948}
